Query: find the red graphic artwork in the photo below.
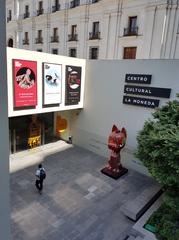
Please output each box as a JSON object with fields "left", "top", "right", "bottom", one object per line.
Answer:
{"left": 13, "top": 59, "right": 37, "bottom": 107}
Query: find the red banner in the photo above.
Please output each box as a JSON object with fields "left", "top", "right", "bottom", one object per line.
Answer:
{"left": 13, "top": 59, "right": 37, "bottom": 107}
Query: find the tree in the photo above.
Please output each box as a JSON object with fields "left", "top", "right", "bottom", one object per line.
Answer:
{"left": 136, "top": 98, "right": 179, "bottom": 240}
{"left": 136, "top": 99, "right": 179, "bottom": 188}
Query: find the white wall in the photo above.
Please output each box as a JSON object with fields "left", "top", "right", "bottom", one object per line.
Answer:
{"left": 7, "top": 47, "right": 86, "bottom": 117}
{"left": 71, "top": 59, "right": 179, "bottom": 174}
{"left": 7, "top": 0, "right": 179, "bottom": 60}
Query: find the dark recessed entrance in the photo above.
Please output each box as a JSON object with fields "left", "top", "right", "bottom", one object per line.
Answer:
{"left": 9, "top": 112, "right": 57, "bottom": 153}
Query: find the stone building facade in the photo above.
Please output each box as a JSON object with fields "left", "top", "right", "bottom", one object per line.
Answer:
{"left": 6, "top": 0, "right": 179, "bottom": 59}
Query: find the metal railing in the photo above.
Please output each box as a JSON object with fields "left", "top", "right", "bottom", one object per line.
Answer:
{"left": 89, "top": 32, "right": 100, "bottom": 40}
{"left": 51, "top": 36, "right": 59, "bottom": 42}
{"left": 68, "top": 34, "right": 78, "bottom": 41}
{"left": 24, "top": 12, "right": 30, "bottom": 18}
{"left": 35, "top": 38, "right": 43, "bottom": 44}
{"left": 123, "top": 27, "right": 138, "bottom": 36}
{"left": 37, "top": 9, "right": 44, "bottom": 16}
{"left": 23, "top": 39, "right": 29, "bottom": 45}
{"left": 52, "top": 5, "right": 60, "bottom": 12}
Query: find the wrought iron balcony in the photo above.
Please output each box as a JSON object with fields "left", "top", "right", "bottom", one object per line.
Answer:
{"left": 89, "top": 32, "right": 100, "bottom": 40}
{"left": 23, "top": 39, "right": 29, "bottom": 45}
{"left": 37, "top": 9, "right": 44, "bottom": 16}
{"left": 51, "top": 36, "right": 59, "bottom": 43}
{"left": 68, "top": 34, "right": 78, "bottom": 41}
{"left": 35, "top": 38, "right": 43, "bottom": 44}
{"left": 52, "top": 5, "right": 60, "bottom": 12}
{"left": 123, "top": 27, "right": 138, "bottom": 36}
{"left": 24, "top": 12, "right": 30, "bottom": 19}
{"left": 70, "top": 0, "right": 80, "bottom": 8}
{"left": 7, "top": 16, "right": 11, "bottom": 22}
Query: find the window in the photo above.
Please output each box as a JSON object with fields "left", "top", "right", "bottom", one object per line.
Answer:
{"left": 71, "top": 25, "right": 77, "bottom": 36}
{"left": 70, "top": 0, "right": 80, "bottom": 8}
{"left": 38, "top": 30, "right": 42, "bottom": 38}
{"left": 68, "top": 25, "right": 77, "bottom": 41}
{"left": 24, "top": 5, "right": 29, "bottom": 18}
{"left": 129, "top": 16, "right": 137, "bottom": 30}
{"left": 37, "top": 49, "right": 42, "bottom": 52}
{"left": 39, "top": 1, "right": 43, "bottom": 10}
{"left": 51, "top": 28, "right": 59, "bottom": 42}
{"left": 7, "top": 10, "right": 12, "bottom": 22}
{"left": 89, "top": 47, "right": 99, "bottom": 59}
{"left": 37, "top": 1, "right": 43, "bottom": 15}
{"left": 89, "top": 22, "right": 100, "bottom": 39}
{"left": 52, "top": 48, "right": 58, "bottom": 54}
{"left": 23, "top": 32, "right": 29, "bottom": 45}
{"left": 8, "top": 38, "right": 13, "bottom": 47}
{"left": 36, "top": 30, "right": 43, "bottom": 44}
{"left": 69, "top": 48, "right": 77, "bottom": 57}
{"left": 123, "top": 47, "right": 137, "bottom": 59}
{"left": 124, "top": 16, "right": 138, "bottom": 36}
{"left": 52, "top": 0, "right": 60, "bottom": 12}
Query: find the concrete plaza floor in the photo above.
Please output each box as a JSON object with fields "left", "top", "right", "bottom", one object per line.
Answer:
{"left": 10, "top": 141, "right": 154, "bottom": 240}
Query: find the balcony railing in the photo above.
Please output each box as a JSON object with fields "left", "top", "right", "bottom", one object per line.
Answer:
{"left": 35, "top": 38, "right": 43, "bottom": 44}
{"left": 23, "top": 39, "right": 29, "bottom": 45}
{"left": 24, "top": 12, "right": 30, "bottom": 19}
{"left": 89, "top": 32, "right": 100, "bottom": 40}
{"left": 123, "top": 27, "right": 138, "bottom": 36}
{"left": 52, "top": 5, "right": 60, "bottom": 12}
{"left": 7, "top": 16, "right": 12, "bottom": 22}
{"left": 37, "top": 9, "right": 44, "bottom": 16}
{"left": 68, "top": 34, "right": 78, "bottom": 41}
{"left": 51, "top": 36, "right": 59, "bottom": 43}
{"left": 70, "top": 0, "right": 80, "bottom": 8}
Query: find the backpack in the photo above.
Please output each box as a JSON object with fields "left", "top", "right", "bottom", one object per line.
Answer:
{"left": 40, "top": 168, "right": 46, "bottom": 180}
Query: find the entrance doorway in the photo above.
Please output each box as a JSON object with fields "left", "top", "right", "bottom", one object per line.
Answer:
{"left": 9, "top": 113, "right": 57, "bottom": 153}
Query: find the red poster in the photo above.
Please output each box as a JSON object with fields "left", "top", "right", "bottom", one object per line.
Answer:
{"left": 13, "top": 59, "right": 37, "bottom": 107}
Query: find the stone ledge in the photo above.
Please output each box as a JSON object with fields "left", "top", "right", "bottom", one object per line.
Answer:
{"left": 120, "top": 183, "right": 162, "bottom": 221}
{"left": 131, "top": 195, "right": 163, "bottom": 240}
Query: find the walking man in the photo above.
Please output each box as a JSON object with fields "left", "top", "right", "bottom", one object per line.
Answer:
{"left": 35, "top": 164, "right": 46, "bottom": 194}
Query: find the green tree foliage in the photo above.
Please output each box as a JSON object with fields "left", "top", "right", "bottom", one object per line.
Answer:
{"left": 136, "top": 100, "right": 179, "bottom": 188}
{"left": 136, "top": 98, "right": 179, "bottom": 240}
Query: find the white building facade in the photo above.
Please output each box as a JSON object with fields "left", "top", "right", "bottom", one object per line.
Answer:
{"left": 6, "top": 0, "right": 179, "bottom": 60}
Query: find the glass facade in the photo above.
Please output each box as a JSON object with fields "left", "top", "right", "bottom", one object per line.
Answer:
{"left": 9, "top": 113, "right": 56, "bottom": 153}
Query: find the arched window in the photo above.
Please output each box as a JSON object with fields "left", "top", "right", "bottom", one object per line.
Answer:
{"left": 8, "top": 38, "right": 13, "bottom": 47}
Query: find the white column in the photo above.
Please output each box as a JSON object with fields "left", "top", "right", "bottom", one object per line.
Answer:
{"left": 0, "top": 1, "right": 11, "bottom": 239}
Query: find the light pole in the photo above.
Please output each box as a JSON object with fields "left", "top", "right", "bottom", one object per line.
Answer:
{"left": 0, "top": 1, "right": 11, "bottom": 239}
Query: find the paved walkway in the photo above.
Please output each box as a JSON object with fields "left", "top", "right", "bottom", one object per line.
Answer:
{"left": 10, "top": 141, "right": 155, "bottom": 240}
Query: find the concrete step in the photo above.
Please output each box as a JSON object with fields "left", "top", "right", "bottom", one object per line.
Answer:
{"left": 120, "top": 183, "right": 162, "bottom": 221}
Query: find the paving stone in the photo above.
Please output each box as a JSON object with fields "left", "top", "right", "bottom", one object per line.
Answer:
{"left": 84, "top": 192, "right": 95, "bottom": 200}
{"left": 10, "top": 141, "right": 158, "bottom": 240}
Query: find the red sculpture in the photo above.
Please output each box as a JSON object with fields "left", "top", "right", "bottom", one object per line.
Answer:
{"left": 101, "top": 125, "right": 128, "bottom": 179}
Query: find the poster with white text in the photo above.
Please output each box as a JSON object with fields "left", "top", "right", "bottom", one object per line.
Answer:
{"left": 13, "top": 59, "right": 37, "bottom": 107}
{"left": 65, "top": 65, "right": 81, "bottom": 105}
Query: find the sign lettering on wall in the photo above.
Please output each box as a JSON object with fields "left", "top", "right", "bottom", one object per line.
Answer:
{"left": 13, "top": 59, "right": 37, "bottom": 107}
{"left": 125, "top": 74, "right": 152, "bottom": 84}
{"left": 65, "top": 65, "right": 81, "bottom": 105}
{"left": 43, "top": 62, "right": 62, "bottom": 105}
{"left": 124, "top": 85, "right": 171, "bottom": 98}
{"left": 123, "top": 96, "right": 160, "bottom": 108}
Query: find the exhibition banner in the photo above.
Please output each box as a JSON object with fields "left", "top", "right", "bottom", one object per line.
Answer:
{"left": 43, "top": 63, "right": 62, "bottom": 105}
{"left": 65, "top": 65, "right": 81, "bottom": 105}
{"left": 13, "top": 59, "right": 37, "bottom": 107}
